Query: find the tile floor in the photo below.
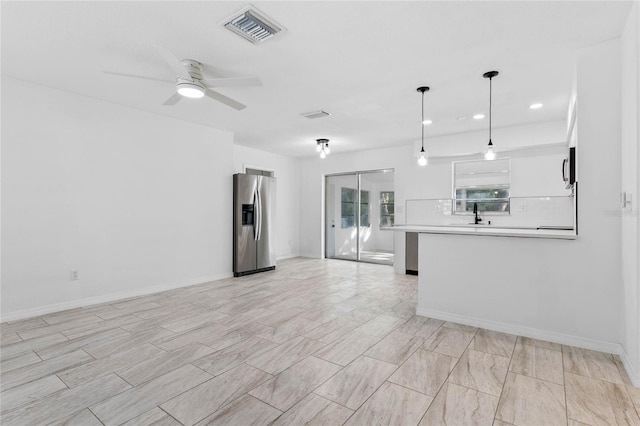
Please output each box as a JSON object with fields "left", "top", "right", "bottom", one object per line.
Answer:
{"left": 1, "top": 257, "right": 639, "bottom": 425}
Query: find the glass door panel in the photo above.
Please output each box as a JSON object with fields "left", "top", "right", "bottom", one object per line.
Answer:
{"left": 325, "top": 174, "right": 358, "bottom": 261}
{"left": 359, "top": 171, "right": 394, "bottom": 265}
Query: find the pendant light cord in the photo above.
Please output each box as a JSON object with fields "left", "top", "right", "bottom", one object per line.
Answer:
{"left": 421, "top": 90, "right": 425, "bottom": 150}
{"left": 489, "top": 76, "right": 492, "bottom": 143}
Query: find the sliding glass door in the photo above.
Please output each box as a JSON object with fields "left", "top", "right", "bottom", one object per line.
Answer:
{"left": 325, "top": 169, "right": 394, "bottom": 265}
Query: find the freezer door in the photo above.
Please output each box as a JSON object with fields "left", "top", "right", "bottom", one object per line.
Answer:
{"left": 256, "top": 176, "right": 277, "bottom": 270}
{"left": 233, "top": 174, "right": 258, "bottom": 274}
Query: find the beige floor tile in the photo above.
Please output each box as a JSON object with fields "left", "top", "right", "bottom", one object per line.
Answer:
{"left": 423, "top": 327, "right": 475, "bottom": 358}
{"left": 493, "top": 420, "right": 515, "bottom": 426}
{"left": 353, "top": 314, "right": 406, "bottom": 338}
{"left": 160, "top": 363, "right": 272, "bottom": 425}
{"left": 0, "top": 374, "right": 67, "bottom": 412}
{"left": 419, "top": 382, "right": 499, "bottom": 426}
{"left": 388, "top": 348, "right": 456, "bottom": 397}
{"left": 614, "top": 355, "right": 635, "bottom": 386}
{"left": 303, "top": 316, "right": 362, "bottom": 344}
{"left": 121, "top": 407, "right": 181, "bottom": 426}
{"left": 314, "top": 356, "right": 397, "bottom": 410}
{"left": 271, "top": 393, "right": 353, "bottom": 426}
{"left": 58, "top": 343, "right": 165, "bottom": 387}
{"left": 91, "top": 364, "right": 212, "bottom": 425}
{"left": 1, "top": 332, "right": 23, "bottom": 346}
{"left": 246, "top": 335, "right": 326, "bottom": 375}
{"left": 194, "top": 394, "right": 282, "bottom": 426}
{"left": 118, "top": 342, "right": 215, "bottom": 386}
{"left": 346, "top": 381, "right": 431, "bottom": 426}
{"left": 496, "top": 372, "right": 566, "bottom": 426}
{"left": 0, "top": 350, "right": 41, "bottom": 373}
{"left": 627, "top": 383, "right": 640, "bottom": 410}
{"left": 443, "top": 321, "right": 479, "bottom": 333}
{"left": 249, "top": 355, "right": 341, "bottom": 411}
{"left": 565, "top": 372, "right": 640, "bottom": 425}
{"left": 563, "top": 345, "right": 623, "bottom": 384}
{"left": 35, "top": 327, "right": 130, "bottom": 360}
{"left": 256, "top": 317, "right": 323, "bottom": 344}
{"left": 193, "top": 335, "right": 278, "bottom": 376}
{"left": 509, "top": 341, "right": 563, "bottom": 385}
{"left": 470, "top": 329, "right": 517, "bottom": 358}
{"left": 1, "top": 332, "right": 69, "bottom": 361}
{"left": 52, "top": 408, "right": 104, "bottom": 426}
{"left": 1, "top": 349, "right": 93, "bottom": 391}
{"left": 153, "top": 323, "right": 230, "bottom": 351}
{"left": 1, "top": 374, "right": 131, "bottom": 426}
{"left": 364, "top": 330, "right": 424, "bottom": 365}
{"left": 449, "top": 349, "right": 510, "bottom": 397}
{"left": 159, "top": 310, "right": 229, "bottom": 333}
{"left": 313, "top": 330, "right": 383, "bottom": 366}
{"left": 518, "top": 336, "right": 562, "bottom": 351}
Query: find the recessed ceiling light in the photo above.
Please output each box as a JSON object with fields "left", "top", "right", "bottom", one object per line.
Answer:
{"left": 529, "top": 103, "right": 544, "bottom": 110}
{"left": 473, "top": 114, "right": 485, "bottom": 120}
{"left": 423, "top": 119, "right": 433, "bottom": 125}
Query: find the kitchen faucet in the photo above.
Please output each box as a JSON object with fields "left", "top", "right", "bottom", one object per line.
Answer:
{"left": 473, "top": 202, "right": 482, "bottom": 224}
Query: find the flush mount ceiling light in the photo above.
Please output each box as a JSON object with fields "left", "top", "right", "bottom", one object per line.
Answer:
{"left": 529, "top": 103, "right": 544, "bottom": 110}
{"left": 483, "top": 71, "right": 499, "bottom": 160}
{"left": 473, "top": 114, "right": 485, "bottom": 120}
{"left": 417, "top": 86, "right": 430, "bottom": 167}
{"left": 316, "top": 138, "right": 330, "bottom": 159}
{"left": 423, "top": 119, "right": 433, "bottom": 125}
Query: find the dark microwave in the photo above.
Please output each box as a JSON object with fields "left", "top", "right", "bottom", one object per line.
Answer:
{"left": 562, "top": 147, "right": 576, "bottom": 189}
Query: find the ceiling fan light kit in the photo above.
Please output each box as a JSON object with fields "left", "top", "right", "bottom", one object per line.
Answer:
{"left": 104, "top": 44, "right": 260, "bottom": 110}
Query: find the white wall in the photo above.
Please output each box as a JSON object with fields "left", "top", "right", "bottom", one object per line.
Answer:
{"left": 1, "top": 78, "right": 235, "bottom": 320}
{"left": 621, "top": 2, "right": 640, "bottom": 385}
{"left": 232, "top": 145, "right": 300, "bottom": 260}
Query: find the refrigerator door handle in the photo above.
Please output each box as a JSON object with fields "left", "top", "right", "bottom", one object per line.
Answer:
{"left": 256, "top": 187, "right": 262, "bottom": 240}
{"left": 254, "top": 188, "right": 260, "bottom": 241}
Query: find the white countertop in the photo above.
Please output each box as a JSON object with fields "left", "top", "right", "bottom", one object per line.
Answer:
{"left": 383, "top": 225, "right": 576, "bottom": 240}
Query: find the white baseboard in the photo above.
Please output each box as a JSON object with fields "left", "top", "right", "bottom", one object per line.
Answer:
{"left": 1, "top": 272, "right": 233, "bottom": 323}
{"left": 277, "top": 253, "right": 299, "bottom": 261}
{"left": 619, "top": 349, "right": 640, "bottom": 387}
{"left": 417, "top": 306, "right": 625, "bottom": 361}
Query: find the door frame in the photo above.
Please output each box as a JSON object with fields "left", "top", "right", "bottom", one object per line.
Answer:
{"left": 324, "top": 168, "right": 394, "bottom": 264}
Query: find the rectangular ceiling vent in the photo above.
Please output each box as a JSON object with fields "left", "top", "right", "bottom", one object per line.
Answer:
{"left": 302, "top": 110, "right": 332, "bottom": 119}
{"left": 222, "top": 5, "right": 286, "bottom": 44}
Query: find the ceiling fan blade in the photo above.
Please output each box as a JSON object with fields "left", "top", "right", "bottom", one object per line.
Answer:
{"left": 162, "top": 92, "right": 183, "bottom": 106}
{"left": 104, "top": 70, "right": 173, "bottom": 84}
{"left": 202, "top": 76, "right": 262, "bottom": 88}
{"left": 154, "top": 44, "right": 192, "bottom": 81}
{"left": 205, "top": 88, "right": 246, "bottom": 110}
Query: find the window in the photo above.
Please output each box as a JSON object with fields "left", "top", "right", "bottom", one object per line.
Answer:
{"left": 380, "top": 191, "right": 394, "bottom": 227}
{"left": 453, "top": 159, "right": 510, "bottom": 214}
{"left": 341, "top": 188, "right": 370, "bottom": 228}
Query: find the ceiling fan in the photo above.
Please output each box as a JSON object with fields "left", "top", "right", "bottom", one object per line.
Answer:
{"left": 104, "top": 45, "right": 261, "bottom": 110}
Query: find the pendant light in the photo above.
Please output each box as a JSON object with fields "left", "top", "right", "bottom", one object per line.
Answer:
{"left": 483, "top": 71, "right": 499, "bottom": 160}
{"left": 417, "top": 86, "right": 430, "bottom": 166}
{"left": 316, "top": 138, "right": 330, "bottom": 159}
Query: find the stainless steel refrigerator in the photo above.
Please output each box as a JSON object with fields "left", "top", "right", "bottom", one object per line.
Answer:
{"left": 233, "top": 173, "right": 277, "bottom": 276}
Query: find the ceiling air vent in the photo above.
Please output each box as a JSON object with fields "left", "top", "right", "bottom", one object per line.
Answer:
{"left": 302, "top": 110, "right": 332, "bottom": 119}
{"left": 222, "top": 5, "right": 285, "bottom": 44}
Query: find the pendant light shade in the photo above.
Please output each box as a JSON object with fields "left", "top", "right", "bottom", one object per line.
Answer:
{"left": 417, "top": 86, "right": 430, "bottom": 167}
{"left": 483, "top": 71, "right": 499, "bottom": 160}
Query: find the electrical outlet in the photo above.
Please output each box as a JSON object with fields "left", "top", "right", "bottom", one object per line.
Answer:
{"left": 70, "top": 270, "right": 79, "bottom": 281}
{"left": 518, "top": 203, "right": 527, "bottom": 212}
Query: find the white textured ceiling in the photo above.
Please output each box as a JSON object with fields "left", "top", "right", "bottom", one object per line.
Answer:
{"left": 1, "top": 1, "right": 633, "bottom": 157}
